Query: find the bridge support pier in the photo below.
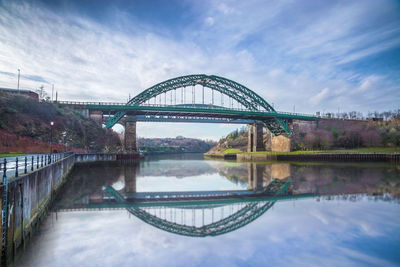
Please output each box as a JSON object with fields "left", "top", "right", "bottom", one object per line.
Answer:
{"left": 77, "top": 109, "right": 90, "bottom": 119}
{"left": 247, "top": 123, "right": 265, "bottom": 152}
{"left": 124, "top": 115, "right": 137, "bottom": 152}
{"left": 264, "top": 122, "right": 293, "bottom": 152}
{"left": 271, "top": 135, "right": 291, "bottom": 152}
{"left": 89, "top": 110, "right": 103, "bottom": 126}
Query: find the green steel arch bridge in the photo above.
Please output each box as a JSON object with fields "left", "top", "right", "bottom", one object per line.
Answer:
{"left": 59, "top": 74, "right": 317, "bottom": 136}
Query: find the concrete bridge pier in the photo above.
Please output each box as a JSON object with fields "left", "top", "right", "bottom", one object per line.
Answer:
{"left": 124, "top": 115, "right": 137, "bottom": 152}
{"left": 77, "top": 108, "right": 89, "bottom": 119}
{"left": 264, "top": 121, "right": 293, "bottom": 152}
{"left": 247, "top": 123, "right": 265, "bottom": 152}
{"left": 89, "top": 110, "right": 103, "bottom": 126}
{"left": 247, "top": 121, "right": 293, "bottom": 153}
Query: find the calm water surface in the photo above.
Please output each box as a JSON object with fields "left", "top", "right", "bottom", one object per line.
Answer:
{"left": 16, "top": 154, "right": 400, "bottom": 267}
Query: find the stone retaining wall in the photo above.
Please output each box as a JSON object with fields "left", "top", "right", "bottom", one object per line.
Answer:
{"left": 0, "top": 154, "right": 75, "bottom": 265}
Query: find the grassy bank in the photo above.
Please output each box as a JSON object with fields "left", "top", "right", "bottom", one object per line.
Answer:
{"left": 0, "top": 153, "right": 26, "bottom": 158}
{"left": 205, "top": 147, "right": 400, "bottom": 158}
{"left": 246, "top": 147, "right": 400, "bottom": 155}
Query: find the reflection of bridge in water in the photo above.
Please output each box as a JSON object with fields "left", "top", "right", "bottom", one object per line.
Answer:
{"left": 59, "top": 162, "right": 314, "bottom": 237}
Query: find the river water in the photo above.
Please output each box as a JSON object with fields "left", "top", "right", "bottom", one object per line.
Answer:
{"left": 16, "top": 154, "right": 400, "bottom": 267}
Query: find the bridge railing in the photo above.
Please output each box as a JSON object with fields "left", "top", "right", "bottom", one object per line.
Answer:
{"left": 0, "top": 152, "right": 74, "bottom": 181}
{"left": 316, "top": 114, "right": 368, "bottom": 121}
{"left": 57, "top": 101, "right": 126, "bottom": 106}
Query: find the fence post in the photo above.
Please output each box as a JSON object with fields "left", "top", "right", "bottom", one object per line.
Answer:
{"left": 24, "top": 157, "right": 27, "bottom": 174}
{"left": 31, "top": 156, "right": 34, "bottom": 171}
{"left": 37, "top": 155, "right": 39, "bottom": 169}
{"left": 2, "top": 158, "right": 5, "bottom": 179}
{"left": 15, "top": 157, "right": 19, "bottom": 177}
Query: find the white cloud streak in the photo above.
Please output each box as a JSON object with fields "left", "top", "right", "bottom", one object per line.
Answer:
{"left": 0, "top": 0, "right": 399, "bottom": 138}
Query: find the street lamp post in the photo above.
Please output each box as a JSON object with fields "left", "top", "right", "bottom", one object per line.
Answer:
{"left": 50, "top": 121, "right": 54, "bottom": 154}
{"left": 62, "top": 131, "right": 67, "bottom": 153}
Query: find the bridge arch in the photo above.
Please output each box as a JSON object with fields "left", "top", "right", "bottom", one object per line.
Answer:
{"left": 105, "top": 74, "right": 294, "bottom": 137}
{"left": 129, "top": 74, "right": 275, "bottom": 112}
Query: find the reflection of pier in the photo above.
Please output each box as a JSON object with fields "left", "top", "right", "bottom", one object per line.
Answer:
{"left": 247, "top": 163, "right": 291, "bottom": 191}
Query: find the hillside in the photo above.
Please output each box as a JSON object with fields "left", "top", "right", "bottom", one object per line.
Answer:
{"left": 0, "top": 92, "right": 121, "bottom": 153}
{"left": 207, "top": 116, "right": 400, "bottom": 154}
{"left": 206, "top": 127, "right": 248, "bottom": 154}
{"left": 138, "top": 136, "right": 216, "bottom": 153}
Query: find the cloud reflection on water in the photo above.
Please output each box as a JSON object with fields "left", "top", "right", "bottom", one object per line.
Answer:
{"left": 17, "top": 197, "right": 400, "bottom": 267}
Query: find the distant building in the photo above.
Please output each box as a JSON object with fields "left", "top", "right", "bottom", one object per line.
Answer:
{"left": 0, "top": 87, "right": 39, "bottom": 100}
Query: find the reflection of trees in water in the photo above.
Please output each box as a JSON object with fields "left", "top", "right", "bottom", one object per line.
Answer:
{"left": 290, "top": 163, "right": 400, "bottom": 197}
{"left": 214, "top": 161, "right": 400, "bottom": 197}
{"left": 56, "top": 160, "right": 400, "bottom": 210}
{"left": 214, "top": 163, "right": 292, "bottom": 187}
{"left": 214, "top": 164, "right": 248, "bottom": 185}
{"left": 55, "top": 162, "right": 133, "bottom": 208}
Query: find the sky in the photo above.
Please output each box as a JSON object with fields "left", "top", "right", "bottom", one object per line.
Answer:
{"left": 0, "top": 0, "right": 399, "bottom": 140}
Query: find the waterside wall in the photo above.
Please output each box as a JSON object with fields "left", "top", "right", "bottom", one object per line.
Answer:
{"left": 1, "top": 152, "right": 140, "bottom": 265}
{"left": 0, "top": 154, "right": 75, "bottom": 265}
{"left": 237, "top": 153, "right": 400, "bottom": 163}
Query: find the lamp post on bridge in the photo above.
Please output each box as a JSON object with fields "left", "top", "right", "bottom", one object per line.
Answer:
{"left": 50, "top": 121, "right": 54, "bottom": 154}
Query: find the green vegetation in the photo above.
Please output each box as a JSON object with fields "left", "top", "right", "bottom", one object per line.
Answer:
{"left": 332, "top": 147, "right": 400, "bottom": 153}
{"left": 207, "top": 126, "right": 248, "bottom": 155}
{"left": 223, "top": 148, "right": 243, "bottom": 154}
{"left": 0, "top": 153, "right": 25, "bottom": 158}
{"left": 247, "top": 147, "right": 400, "bottom": 155}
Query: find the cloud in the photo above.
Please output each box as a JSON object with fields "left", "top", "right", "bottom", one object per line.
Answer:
{"left": 310, "top": 88, "right": 330, "bottom": 106}
{"left": 204, "top": 17, "right": 214, "bottom": 26}
{"left": 17, "top": 195, "right": 400, "bottom": 267}
{"left": 0, "top": 0, "right": 399, "bottom": 140}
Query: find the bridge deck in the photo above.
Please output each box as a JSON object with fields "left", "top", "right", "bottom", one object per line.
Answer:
{"left": 58, "top": 101, "right": 317, "bottom": 121}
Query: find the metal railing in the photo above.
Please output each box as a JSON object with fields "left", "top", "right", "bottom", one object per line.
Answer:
{"left": 317, "top": 115, "right": 368, "bottom": 121}
{"left": 0, "top": 152, "right": 74, "bottom": 181}
{"left": 57, "top": 101, "right": 126, "bottom": 106}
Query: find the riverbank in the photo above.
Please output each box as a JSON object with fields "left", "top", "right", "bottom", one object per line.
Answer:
{"left": 204, "top": 147, "right": 400, "bottom": 162}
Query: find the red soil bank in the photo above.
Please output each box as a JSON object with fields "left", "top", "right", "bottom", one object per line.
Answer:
{"left": 0, "top": 129, "right": 87, "bottom": 153}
